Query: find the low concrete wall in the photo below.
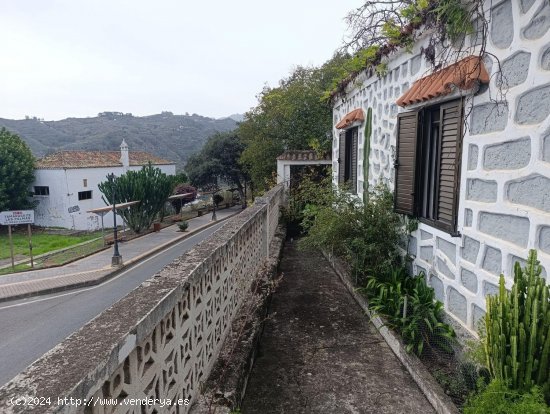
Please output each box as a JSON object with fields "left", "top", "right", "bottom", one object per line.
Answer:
{"left": 0, "top": 185, "right": 284, "bottom": 414}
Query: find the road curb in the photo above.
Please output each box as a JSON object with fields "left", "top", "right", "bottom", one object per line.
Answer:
{"left": 0, "top": 211, "right": 240, "bottom": 304}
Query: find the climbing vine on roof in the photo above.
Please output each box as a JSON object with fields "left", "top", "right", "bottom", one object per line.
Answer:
{"left": 327, "top": 0, "right": 490, "bottom": 102}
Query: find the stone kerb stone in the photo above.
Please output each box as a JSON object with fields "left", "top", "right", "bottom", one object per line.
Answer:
{"left": 0, "top": 185, "right": 283, "bottom": 414}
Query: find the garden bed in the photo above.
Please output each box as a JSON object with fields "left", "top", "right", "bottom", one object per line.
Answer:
{"left": 322, "top": 250, "right": 460, "bottom": 414}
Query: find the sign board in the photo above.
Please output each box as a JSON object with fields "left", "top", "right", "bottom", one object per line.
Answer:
{"left": 68, "top": 205, "right": 80, "bottom": 214}
{"left": 0, "top": 210, "right": 35, "bottom": 225}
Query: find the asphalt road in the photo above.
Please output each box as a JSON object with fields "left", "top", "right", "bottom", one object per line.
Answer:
{"left": 0, "top": 221, "right": 225, "bottom": 386}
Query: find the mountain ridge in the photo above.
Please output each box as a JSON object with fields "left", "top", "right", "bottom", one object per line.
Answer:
{"left": 0, "top": 111, "right": 240, "bottom": 170}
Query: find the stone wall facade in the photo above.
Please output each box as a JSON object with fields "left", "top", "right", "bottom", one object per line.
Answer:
{"left": 0, "top": 185, "right": 284, "bottom": 414}
{"left": 332, "top": 0, "right": 550, "bottom": 333}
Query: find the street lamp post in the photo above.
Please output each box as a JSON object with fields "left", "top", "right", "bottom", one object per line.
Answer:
{"left": 108, "top": 173, "right": 123, "bottom": 266}
{"left": 211, "top": 190, "right": 217, "bottom": 221}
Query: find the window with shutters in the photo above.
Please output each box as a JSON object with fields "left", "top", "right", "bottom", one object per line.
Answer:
{"left": 34, "top": 186, "right": 50, "bottom": 196}
{"left": 338, "top": 126, "right": 358, "bottom": 194}
{"left": 394, "top": 98, "right": 463, "bottom": 235}
{"left": 78, "top": 190, "right": 93, "bottom": 201}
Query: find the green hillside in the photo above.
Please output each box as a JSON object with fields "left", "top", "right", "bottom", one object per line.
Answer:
{"left": 0, "top": 112, "right": 238, "bottom": 170}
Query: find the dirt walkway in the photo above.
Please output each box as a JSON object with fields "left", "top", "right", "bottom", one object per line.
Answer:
{"left": 241, "top": 241, "right": 435, "bottom": 414}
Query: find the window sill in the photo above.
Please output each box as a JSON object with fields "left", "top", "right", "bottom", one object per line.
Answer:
{"left": 417, "top": 217, "right": 460, "bottom": 237}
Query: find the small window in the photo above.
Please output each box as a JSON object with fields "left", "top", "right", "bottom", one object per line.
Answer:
{"left": 394, "top": 99, "right": 463, "bottom": 234}
{"left": 34, "top": 186, "right": 50, "bottom": 196}
{"left": 337, "top": 126, "right": 359, "bottom": 194}
{"left": 83, "top": 179, "right": 88, "bottom": 188}
{"left": 78, "top": 190, "right": 92, "bottom": 201}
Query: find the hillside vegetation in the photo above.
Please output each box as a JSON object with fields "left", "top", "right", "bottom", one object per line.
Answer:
{"left": 0, "top": 112, "right": 238, "bottom": 170}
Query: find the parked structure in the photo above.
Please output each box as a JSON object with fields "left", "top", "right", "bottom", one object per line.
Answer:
{"left": 332, "top": 0, "right": 550, "bottom": 332}
{"left": 32, "top": 140, "right": 176, "bottom": 230}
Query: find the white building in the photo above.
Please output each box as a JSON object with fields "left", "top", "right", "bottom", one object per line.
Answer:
{"left": 32, "top": 140, "right": 176, "bottom": 230}
{"left": 332, "top": 0, "right": 550, "bottom": 333}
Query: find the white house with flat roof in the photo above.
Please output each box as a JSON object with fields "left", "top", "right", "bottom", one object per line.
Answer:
{"left": 31, "top": 140, "right": 176, "bottom": 230}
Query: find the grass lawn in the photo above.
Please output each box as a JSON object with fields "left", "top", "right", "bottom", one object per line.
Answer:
{"left": 0, "top": 231, "right": 101, "bottom": 261}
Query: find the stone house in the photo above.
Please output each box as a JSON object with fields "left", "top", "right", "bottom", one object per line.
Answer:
{"left": 332, "top": 0, "right": 550, "bottom": 333}
{"left": 32, "top": 140, "right": 176, "bottom": 230}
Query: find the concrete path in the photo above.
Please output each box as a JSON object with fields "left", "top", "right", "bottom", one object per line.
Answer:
{"left": 0, "top": 206, "right": 241, "bottom": 302}
{"left": 241, "top": 242, "right": 435, "bottom": 414}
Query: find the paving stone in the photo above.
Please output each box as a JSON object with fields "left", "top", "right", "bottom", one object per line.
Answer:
{"left": 479, "top": 212, "right": 530, "bottom": 248}
{"left": 507, "top": 174, "right": 550, "bottom": 212}
{"left": 483, "top": 281, "right": 500, "bottom": 297}
{"left": 420, "top": 246, "right": 433, "bottom": 261}
{"left": 541, "top": 44, "right": 550, "bottom": 70}
{"left": 416, "top": 264, "right": 427, "bottom": 277}
{"left": 437, "top": 237, "right": 456, "bottom": 263}
{"left": 540, "top": 226, "right": 550, "bottom": 255}
{"left": 522, "top": 1, "right": 550, "bottom": 40}
{"left": 462, "top": 236, "right": 480, "bottom": 264}
{"left": 420, "top": 230, "right": 433, "bottom": 240}
{"left": 472, "top": 305, "right": 486, "bottom": 328}
{"left": 461, "top": 269, "right": 478, "bottom": 293}
{"left": 408, "top": 236, "right": 418, "bottom": 256}
{"left": 515, "top": 84, "right": 550, "bottom": 125}
{"left": 498, "top": 52, "right": 531, "bottom": 88}
{"left": 482, "top": 246, "right": 502, "bottom": 275}
{"left": 543, "top": 133, "right": 550, "bottom": 162}
{"left": 483, "top": 137, "right": 531, "bottom": 170}
{"left": 430, "top": 274, "right": 445, "bottom": 302}
{"left": 466, "top": 179, "right": 497, "bottom": 202}
{"left": 491, "top": 0, "right": 514, "bottom": 48}
{"left": 448, "top": 287, "right": 467, "bottom": 323}
{"left": 437, "top": 257, "right": 455, "bottom": 280}
{"left": 410, "top": 55, "right": 422, "bottom": 75}
{"left": 520, "top": 0, "right": 536, "bottom": 13}
{"left": 468, "top": 144, "right": 478, "bottom": 170}
{"left": 470, "top": 102, "right": 508, "bottom": 134}
{"left": 464, "top": 209, "right": 473, "bottom": 227}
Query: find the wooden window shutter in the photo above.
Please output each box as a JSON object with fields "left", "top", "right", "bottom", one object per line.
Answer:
{"left": 338, "top": 131, "right": 346, "bottom": 185}
{"left": 436, "top": 99, "right": 463, "bottom": 233}
{"left": 394, "top": 111, "right": 419, "bottom": 215}
{"left": 350, "top": 128, "right": 358, "bottom": 194}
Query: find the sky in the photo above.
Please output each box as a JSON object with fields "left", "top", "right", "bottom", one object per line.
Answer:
{"left": 0, "top": 0, "right": 359, "bottom": 121}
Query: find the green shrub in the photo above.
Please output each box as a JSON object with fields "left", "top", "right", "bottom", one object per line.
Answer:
{"left": 178, "top": 221, "right": 189, "bottom": 232}
{"left": 299, "top": 184, "right": 403, "bottom": 281}
{"left": 464, "top": 380, "right": 550, "bottom": 414}
{"left": 363, "top": 267, "right": 455, "bottom": 356}
{"left": 484, "top": 250, "right": 550, "bottom": 397}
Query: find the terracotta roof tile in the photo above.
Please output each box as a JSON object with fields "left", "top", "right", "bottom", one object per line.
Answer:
{"left": 335, "top": 108, "right": 365, "bottom": 129}
{"left": 36, "top": 151, "right": 174, "bottom": 169}
{"left": 397, "top": 56, "right": 489, "bottom": 107}
{"left": 276, "top": 150, "right": 331, "bottom": 161}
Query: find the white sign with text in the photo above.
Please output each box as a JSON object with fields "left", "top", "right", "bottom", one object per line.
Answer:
{"left": 0, "top": 210, "right": 35, "bottom": 225}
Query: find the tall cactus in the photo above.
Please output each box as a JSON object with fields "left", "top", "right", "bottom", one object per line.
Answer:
{"left": 362, "top": 107, "right": 372, "bottom": 205}
{"left": 484, "top": 250, "right": 550, "bottom": 397}
{"left": 99, "top": 163, "right": 174, "bottom": 233}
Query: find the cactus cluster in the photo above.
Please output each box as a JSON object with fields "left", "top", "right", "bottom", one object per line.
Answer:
{"left": 362, "top": 107, "right": 372, "bottom": 205}
{"left": 484, "top": 249, "right": 550, "bottom": 396}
